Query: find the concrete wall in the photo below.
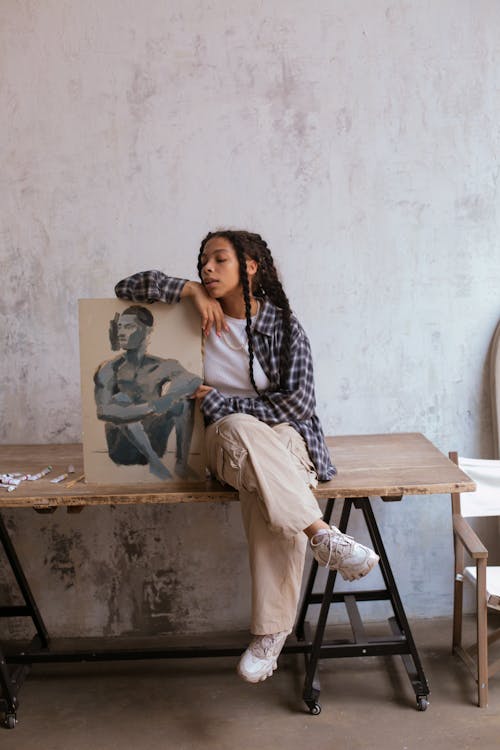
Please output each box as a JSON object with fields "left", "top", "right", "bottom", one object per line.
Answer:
{"left": 1, "top": 0, "right": 499, "bottom": 637}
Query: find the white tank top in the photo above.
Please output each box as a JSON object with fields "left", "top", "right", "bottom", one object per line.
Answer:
{"left": 203, "top": 313, "right": 271, "bottom": 398}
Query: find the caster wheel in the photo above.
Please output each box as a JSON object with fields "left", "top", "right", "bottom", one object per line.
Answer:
{"left": 416, "top": 696, "right": 429, "bottom": 712}
{"left": 3, "top": 714, "right": 17, "bottom": 729}
{"left": 309, "top": 703, "right": 322, "bottom": 716}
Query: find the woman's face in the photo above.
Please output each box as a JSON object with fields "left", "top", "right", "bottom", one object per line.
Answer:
{"left": 199, "top": 236, "right": 257, "bottom": 300}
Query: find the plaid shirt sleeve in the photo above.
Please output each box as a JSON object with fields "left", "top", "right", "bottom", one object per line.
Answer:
{"left": 200, "top": 321, "right": 316, "bottom": 424}
{"left": 114, "top": 270, "right": 187, "bottom": 304}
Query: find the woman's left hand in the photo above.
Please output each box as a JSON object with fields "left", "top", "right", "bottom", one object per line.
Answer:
{"left": 190, "top": 384, "right": 213, "bottom": 402}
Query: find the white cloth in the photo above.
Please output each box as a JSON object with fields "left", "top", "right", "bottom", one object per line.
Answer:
{"left": 464, "top": 565, "right": 500, "bottom": 609}
{"left": 204, "top": 313, "right": 271, "bottom": 397}
{"left": 458, "top": 457, "right": 500, "bottom": 517}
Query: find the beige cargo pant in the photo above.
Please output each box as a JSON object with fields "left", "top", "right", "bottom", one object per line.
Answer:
{"left": 205, "top": 413, "right": 323, "bottom": 635}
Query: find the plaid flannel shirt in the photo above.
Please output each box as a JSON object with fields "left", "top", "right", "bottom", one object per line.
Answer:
{"left": 115, "top": 270, "right": 336, "bottom": 481}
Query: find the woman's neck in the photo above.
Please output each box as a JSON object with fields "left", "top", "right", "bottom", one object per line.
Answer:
{"left": 221, "top": 294, "right": 259, "bottom": 319}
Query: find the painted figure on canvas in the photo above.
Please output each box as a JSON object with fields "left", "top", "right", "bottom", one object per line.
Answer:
{"left": 93, "top": 305, "right": 202, "bottom": 480}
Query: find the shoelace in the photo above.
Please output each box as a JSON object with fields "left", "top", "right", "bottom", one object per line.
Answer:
{"left": 250, "top": 633, "right": 285, "bottom": 658}
{"left": 311, "top": 529, "right": 355, "bottom": 569}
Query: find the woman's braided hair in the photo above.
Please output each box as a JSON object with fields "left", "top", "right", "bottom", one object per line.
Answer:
{"left": 197, "top": 230, "right": 293, "bottom": 395}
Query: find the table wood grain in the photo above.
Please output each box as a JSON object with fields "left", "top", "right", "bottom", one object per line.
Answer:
{"left": 0, "top": 433, "right": 475, "bottom": 509}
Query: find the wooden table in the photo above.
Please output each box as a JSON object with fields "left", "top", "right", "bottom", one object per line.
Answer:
{"left": 0, "top": 434, "right": 474, "bottom": 727}
{"left": 0, "top": 433, "right": 471, "bottom": 508}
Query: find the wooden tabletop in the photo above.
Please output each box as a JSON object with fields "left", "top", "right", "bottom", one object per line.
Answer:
{"left": 0, "top": 433, "right": 474, "bottom": 509}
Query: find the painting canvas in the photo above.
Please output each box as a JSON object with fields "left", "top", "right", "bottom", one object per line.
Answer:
{"left": 79, "top": 299, "right": 205, "bottom": 484}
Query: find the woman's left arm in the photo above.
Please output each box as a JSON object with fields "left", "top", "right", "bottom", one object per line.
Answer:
{"left": 200, "top": 328, "right": 317, "bottom": 424}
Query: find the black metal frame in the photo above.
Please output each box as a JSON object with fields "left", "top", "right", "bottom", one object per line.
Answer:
{"left": 0, "top": 496, "right": 430, "bottom": 727}
{"left": 295, "top": 497, "right": 430, "bottom": 715}
{"left": 0, "top": 513, "right": 50, "bottom": 728}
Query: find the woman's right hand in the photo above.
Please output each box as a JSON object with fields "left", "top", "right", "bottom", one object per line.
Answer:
{"left": 181, "top": 281, "right": 228, "bottom": 337}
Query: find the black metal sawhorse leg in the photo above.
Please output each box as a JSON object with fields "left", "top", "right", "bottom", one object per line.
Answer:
{"left": 0, "top": 511, "right": 50, "bottom": 729}
{"left": 295, "top": 497, "right": 430, "bottom": 716}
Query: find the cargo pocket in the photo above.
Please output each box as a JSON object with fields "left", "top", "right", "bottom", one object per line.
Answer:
{"left": 278, "top": 425, "right": 318, "bottom": 489}
{"left": 215, "top": 443, "right": 248, "bottom": 491}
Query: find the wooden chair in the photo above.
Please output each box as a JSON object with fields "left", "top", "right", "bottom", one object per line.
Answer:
{"left": 449, "top": 318, "right": 500, "bottom": 707}
{"left": 491, "top": 316, "right": 500, "bottom": 459}
{"left": 450, "top": 454, "right": 500, "bottom": 707}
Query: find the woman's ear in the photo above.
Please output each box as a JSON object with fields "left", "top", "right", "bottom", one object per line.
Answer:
{"left": 246, "top": 258, "right": 258, "bottom": 280}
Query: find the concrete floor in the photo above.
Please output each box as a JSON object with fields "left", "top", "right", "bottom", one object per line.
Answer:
{"left": 2, "top": 617, "right": 500, "bottom": 750}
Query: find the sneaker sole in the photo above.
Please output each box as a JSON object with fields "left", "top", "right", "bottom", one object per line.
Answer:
{"left": 237, "top": 659, "right": 277, "bottom": 684}
{"left": 339, "top": 552, "right": 380, "bottom": 582}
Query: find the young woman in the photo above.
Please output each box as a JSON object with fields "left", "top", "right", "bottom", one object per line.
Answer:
{"left": 115, "top": 229, "right": 379, "bottom": 684}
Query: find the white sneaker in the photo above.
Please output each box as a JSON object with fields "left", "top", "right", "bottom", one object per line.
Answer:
{"left": 310, "top": 526, "right": 379, "bottom": 581}
{"left": 237, "top": 630, "right": 291, "bottom": 683}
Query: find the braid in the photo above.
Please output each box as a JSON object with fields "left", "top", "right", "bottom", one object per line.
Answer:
{"left": 263, "top": 279, "right": 292, "bottom": 389}
{"left": 248, "top": 235, "right": 293, "bottom": 389}
{"left": 233, "top": 237, "right": 261, "bottom": 396}
{"left": 197, "top": 230, "right": 293, "bottom": 392}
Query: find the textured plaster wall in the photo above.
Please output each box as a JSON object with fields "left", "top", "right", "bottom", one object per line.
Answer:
{"left": 1, "top": 0, "right": 500, "bottom": 637}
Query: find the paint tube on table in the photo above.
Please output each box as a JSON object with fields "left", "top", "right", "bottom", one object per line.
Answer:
{"left": 50, "top": 473, "right": 68, "bottom": 484}
{"left": 0, "top": 475, "right": 23, "bottom": 486}
{"left": 27, "top": 466, "right": 53, "bottom": 481}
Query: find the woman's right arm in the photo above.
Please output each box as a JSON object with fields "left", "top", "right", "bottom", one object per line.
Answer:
{"left": 114, "top": 270, "right": 187, "bottom": 304}
{"left": 114, "top": 270, "right": 226, "bottom": 336}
